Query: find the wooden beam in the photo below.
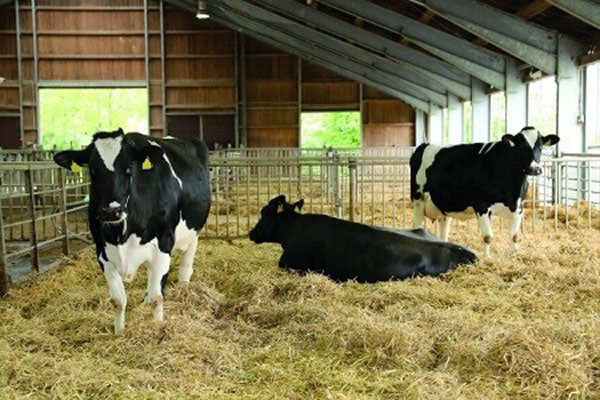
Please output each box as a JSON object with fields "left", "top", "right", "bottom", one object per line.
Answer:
{"left": 516, "top": 0, "right": 551, "bottom": 19}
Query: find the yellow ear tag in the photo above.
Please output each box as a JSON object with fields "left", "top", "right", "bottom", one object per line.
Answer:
{"left": 142, "top": 157, "right": 153, "bottom": 170}
{"left": 71, "top": 161, "right": 81, "bottom": 173}
{"left": 294, "top": 206, "right": 301, "bottom": 214}
{"left": 277, "top": 204, "right": 285, "bottom": 213}
{"left": 508, "top": 140, "right": 515, "bottom": 147}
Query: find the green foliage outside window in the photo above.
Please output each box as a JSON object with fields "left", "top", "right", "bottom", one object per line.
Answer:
{"left": 39, "top": 88, "right": 148, "bottom": 150}
{"left": 301, "top": 112, "right": 361, "bottom": 148}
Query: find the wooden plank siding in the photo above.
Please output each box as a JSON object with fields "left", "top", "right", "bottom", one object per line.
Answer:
{"left": 0, "top": 0, "right": 415, "bottom": 149}
{"left": 0, "top": 2, "right": 22, "bottom": 149}
{"left": 244, "top": 39, "right": 298, "bottom": 148}
{"left": 362, "top": 87, "right": 416, "bottom": 146}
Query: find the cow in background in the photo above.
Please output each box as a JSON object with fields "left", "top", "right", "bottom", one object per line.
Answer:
{"left": 54, "top": 128, "right": 211, "bottom": 334}
{"left": 410, "top": 126, "right": 559, "bottom": 257}
{"left": 249, "top": 195, "right": 477, "bottom": 283}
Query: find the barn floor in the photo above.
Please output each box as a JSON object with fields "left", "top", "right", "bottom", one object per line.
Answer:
{"left": 1, "top": 228, "right": 599, "bottom": 399}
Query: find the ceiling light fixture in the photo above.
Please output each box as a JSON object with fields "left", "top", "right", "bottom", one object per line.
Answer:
{"left": 196, "top": 0, "right": 210, "bottom": 19}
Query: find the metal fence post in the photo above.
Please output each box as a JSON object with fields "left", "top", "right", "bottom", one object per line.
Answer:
{"left": 59, "top": 168, "right": 70, "bottom": 256}
{"left": 0, "top": 189, "right": 9, "bottom": 297}
{"left": 331, "top": 150, "right": 342, "bottom": 218}
{"left": 348, "top": 158, "right": 356, "bottom": 221}
{"left": 25, "top": 169, "right": 40, "bottom": 273}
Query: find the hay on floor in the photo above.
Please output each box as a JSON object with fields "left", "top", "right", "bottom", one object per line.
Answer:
{"left": 1, "top": 227, "right": 600, "bottom": 399}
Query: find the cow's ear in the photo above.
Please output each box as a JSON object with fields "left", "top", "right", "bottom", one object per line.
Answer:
{"left": 502, "top": 134, "right": 515, "bottom": 147}
{"left": 293, "top": 199, "right": 304, "bottom": 213}
{"left": 543, "top": 135, "right": 560, "bottom": 146}
{"left": 269, "top": 195, "right": 286, "bottom": 207}
{"left": 54, "top": 148, "right": 91, "bottom": 172}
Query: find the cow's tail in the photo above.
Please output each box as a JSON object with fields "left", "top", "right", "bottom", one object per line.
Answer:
{"left": 409, "top": 144, "right": 427, "bottom": 201}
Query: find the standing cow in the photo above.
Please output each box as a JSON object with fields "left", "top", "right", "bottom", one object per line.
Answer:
{"left": 54, "top": 128, "right": 211, "bottom": 334}
{"left": 410, "top": 126, "right": 559, "bottom": 257}
{"left": 249, "top": 195, "right": 477, "bottom": 282}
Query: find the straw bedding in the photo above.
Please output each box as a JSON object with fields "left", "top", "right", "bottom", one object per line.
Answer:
{"left": 1, "top": 225, "right": 600, "bottom": 399}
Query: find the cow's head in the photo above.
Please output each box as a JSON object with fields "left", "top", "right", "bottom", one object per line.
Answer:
{"left": 54, "top": 128, "right": 163, "bottom": 224}
{"left": 249, "top": 195, "right": 304, "bottom": 244}
{"left": 501, "top": 126, "right": 559, "bottom": 176}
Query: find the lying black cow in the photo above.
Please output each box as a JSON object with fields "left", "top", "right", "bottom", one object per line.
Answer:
{"left": 249, "top": 195, "right": 477, "bottom": 282}
{"left": 54, "top": 128, "right": 211, "bottom": 334}
{"left": 410, "top": 126, "right": 559, "bottom": 257}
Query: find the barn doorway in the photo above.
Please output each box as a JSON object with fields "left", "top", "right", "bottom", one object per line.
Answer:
{"left": 300, "top": 112, "right": 361, "bottom": 148}
{"left": 39, "top": 88, "right": 148, "bottom": 150}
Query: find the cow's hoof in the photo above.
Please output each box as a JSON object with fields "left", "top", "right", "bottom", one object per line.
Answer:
{"left": 152, "top": 295, "right": 164, "bottom": 323}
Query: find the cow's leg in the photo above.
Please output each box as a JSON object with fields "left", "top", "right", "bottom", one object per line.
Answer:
{"left": 103, "top": 261, "right": 127, "bottom": 335}
{"left": 412, "top": 200, "right": 425, "bottom": 228}
{"left": 477, "top": 211, "right": 493, "bottom": 258}
{"left": 146, "top": 251, "right": 171, "bottom": 323}
{"left": 178, "top": 236, "right": 198, "bottom": 284}
{"left": 509, "top": 211, "right": 523, "bottom": 251}
{"left": 439, "top": 217, "right": 451, "bottom": 241}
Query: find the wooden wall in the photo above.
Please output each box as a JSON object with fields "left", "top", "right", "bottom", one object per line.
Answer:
{"left": 362, "top": 86, "right": 415, "bottom": 146}
{"left": 244, "top": 38, "right": 298, "bottom": 148}
{"left": 0, "top": 2, "right": 21, "bottom": 148}
{"left": 0, "top": 0, "right": 415, "bottom": 149}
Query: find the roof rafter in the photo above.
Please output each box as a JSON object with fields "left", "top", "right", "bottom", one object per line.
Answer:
{"left": 257, "top": 0, "right": 477, "bottom": 100}
{"left": 215, "top": 0, "right": 449, "bottom": 106}
{"left": 410, "top": 0, "right": 560, "bottom": 74}
{"left": 546, "top": 0, "right": 600, "bottom": 30}
{"left": 318, "top": 0, "right": 507, "bottom": 89}
{"left": 208, "top": 0, "right": 433, "bottom": 111}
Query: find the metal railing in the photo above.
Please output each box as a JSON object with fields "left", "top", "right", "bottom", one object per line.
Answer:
{"left": 3, "top": 148, "right": 600, "bottom": 296}
{"left": 0, "top": 162, "right": 90, "bottom": 296}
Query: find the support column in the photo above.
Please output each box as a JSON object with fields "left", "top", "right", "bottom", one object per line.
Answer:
{"left": 415, "top": 109, "right": 427, "bottom": 145}
{"left": 556, "top": 35, "right": 585, "bottom": 154}
{"left": 505, "top": 59, "right": 527, "bottom": 134}
{"left": 555, "top": 35, "right": 585, "bottom": 206}
{"left": 446, "top": 94, "right": 462, "bottom": 144}
{"left": 428, "top": 103, "right": 444, "bottom": 144}
{"left": 471, "top": 79, "right": 490, "bottom": 142}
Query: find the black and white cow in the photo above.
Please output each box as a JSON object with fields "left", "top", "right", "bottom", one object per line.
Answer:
{"left": 54, "top": 128, "right": 211, "bottom": 334}
{"left": 249, "top": 195, "right": 477, "bottom": 282}
{"left": 410, "top": 126, "right": 559, "bottom": 257}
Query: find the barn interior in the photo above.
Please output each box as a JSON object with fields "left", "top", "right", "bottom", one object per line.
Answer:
{"left": 1, "top": 1, "right": 600, "bottom": 398}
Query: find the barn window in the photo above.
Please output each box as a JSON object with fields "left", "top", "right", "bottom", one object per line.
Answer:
{"left": 300, "top": 112, "right": 361, "bottom": 148}
{"left": 586, "top": 63, "right": 600, "bottom": 149}
{"left": 527, "top": 76, "right": 557, "bottom": 137}
{"left": 39, "top": 88, "right": 148, "bottom": 150}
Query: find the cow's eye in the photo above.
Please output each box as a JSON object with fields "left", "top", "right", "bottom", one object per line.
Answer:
{"left": 89, "top": 168, "right": 96, "bottom": 176}
{"left": 125, "top": 166, "right": 132, "bottom": 175}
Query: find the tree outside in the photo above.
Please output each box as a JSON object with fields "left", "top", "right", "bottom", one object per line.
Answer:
{"left": 301, "top": 112, "right": 361, "bottom": 148}
{"left": 39, "top": 88, "right": 148, "bottom": 150}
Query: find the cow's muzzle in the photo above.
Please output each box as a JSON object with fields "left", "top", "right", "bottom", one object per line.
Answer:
{"left": 525, "top": 164, "right": 543, "bottom": 176}
{"left": 98, "top": 205, "right": 125, "bottom": 223}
